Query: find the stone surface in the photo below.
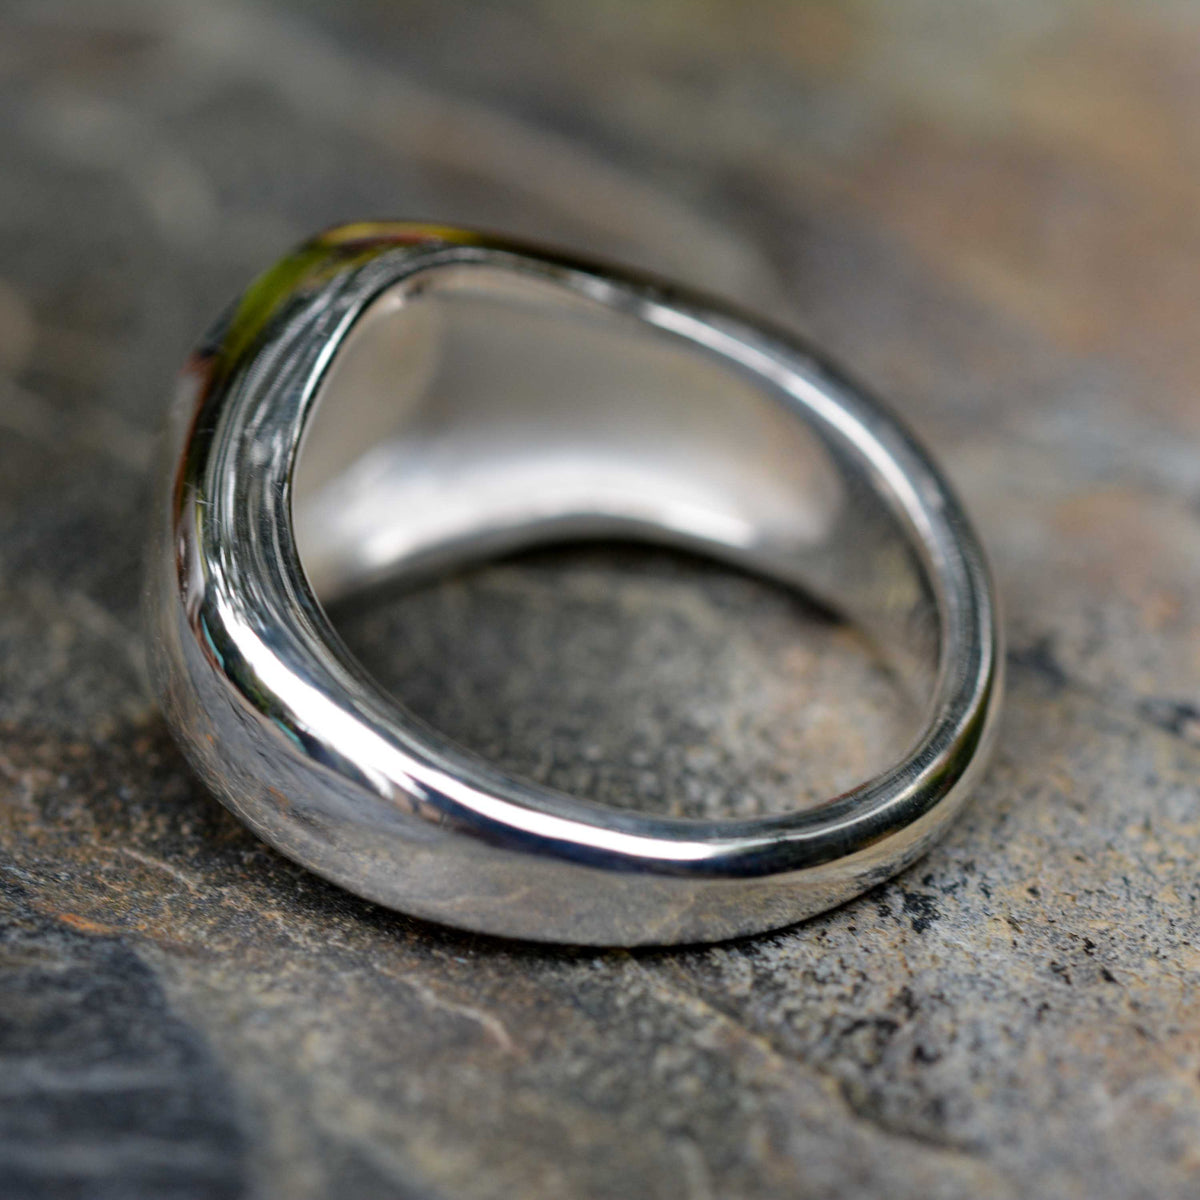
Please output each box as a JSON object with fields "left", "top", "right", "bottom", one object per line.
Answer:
{"left": 3, "top": 1, "right": 1200, "bottom": 1197}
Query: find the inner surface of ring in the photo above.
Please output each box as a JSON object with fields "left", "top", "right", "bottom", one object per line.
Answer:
{"left": 292, "top": 263, "right": 940, "bottom": 737}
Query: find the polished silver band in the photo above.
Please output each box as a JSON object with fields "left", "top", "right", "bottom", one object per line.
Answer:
{"left": 146, "top": 222, "right": 1003, "bottom": 945}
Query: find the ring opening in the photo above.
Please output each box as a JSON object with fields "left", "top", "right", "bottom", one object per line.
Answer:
{"left": 291, "top": 261, "right": 942, "bottom": 813}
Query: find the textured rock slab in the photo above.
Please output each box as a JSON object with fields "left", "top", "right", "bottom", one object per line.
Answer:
{"left": 2, "top": 1, "right": 1200, "bottom": 1197}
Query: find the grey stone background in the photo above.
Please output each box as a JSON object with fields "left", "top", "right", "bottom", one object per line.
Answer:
{"left": 3, "top": 1, "right": 1200, "bottom": 1197}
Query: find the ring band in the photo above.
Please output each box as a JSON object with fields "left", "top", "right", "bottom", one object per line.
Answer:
{"left": 146, "top": 222, "right": 1003, "bottom": 945}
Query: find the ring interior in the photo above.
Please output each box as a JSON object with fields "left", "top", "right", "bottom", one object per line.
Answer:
{"left": 292, "top": 263, "right": 942, "bottom": 743}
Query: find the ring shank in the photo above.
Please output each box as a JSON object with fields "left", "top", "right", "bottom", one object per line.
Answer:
{"left": 147, "top": 224, "right": 1001, "bottom": 944}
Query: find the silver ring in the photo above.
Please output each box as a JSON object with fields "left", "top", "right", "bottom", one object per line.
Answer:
{"left": 146, "top": 222, "right": 1003, "bottom": 945}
